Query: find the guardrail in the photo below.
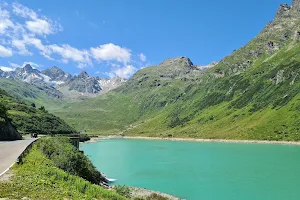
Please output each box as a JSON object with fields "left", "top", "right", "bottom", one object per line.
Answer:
{"left": 17, "top": 138, "right": 38, "bottom": 164}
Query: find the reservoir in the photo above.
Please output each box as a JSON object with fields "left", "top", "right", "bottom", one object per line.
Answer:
{"left": 81, "top": 139, "right": 300, "bottom": 200}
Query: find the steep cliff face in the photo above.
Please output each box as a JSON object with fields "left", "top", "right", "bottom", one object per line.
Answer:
{"left": 0, "top": 104, "right": 22, "bottom": 141}
{"left": 0, "top": 120, "right": 22, "bottom": 141}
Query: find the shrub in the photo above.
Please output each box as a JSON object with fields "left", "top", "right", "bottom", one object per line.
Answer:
{"left": 35, "top": 137, "right": 106, "bottom": 184}
{"left": 115, "top": 185, "right": 131, "bottom": 198}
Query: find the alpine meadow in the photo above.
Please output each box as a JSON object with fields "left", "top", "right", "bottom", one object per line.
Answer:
{"left": 2, "top": 1, "right": 300, "bottom": 200}
{"left": 55, "top": 1, "right": 300, "bottom": 141}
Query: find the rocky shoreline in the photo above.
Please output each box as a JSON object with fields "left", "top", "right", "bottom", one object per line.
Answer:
{"left": 83, "top": 135, "right": 300, "bottom": 146}
{"left": 129, "top": 187, "right": 180, "bottom": 200}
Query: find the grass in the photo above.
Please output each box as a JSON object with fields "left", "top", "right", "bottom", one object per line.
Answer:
{"left": 51, "top": 7, "right": 300, "bottom": 141}
{"left": 0, "top": 146, "right": 127, "bottom": 200}
{"left": 0, "top": 88, "right": 75, "bottom": 135}
{"left": 0, "top": 78, "right": 69, "bottom": 111}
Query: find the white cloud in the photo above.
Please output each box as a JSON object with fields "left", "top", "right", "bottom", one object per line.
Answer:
{"left": 9, "top": 62, "right": 20, "bottom": 68}
{"left": 0, "top": 6, "right": 13, "bottom": 34}
{"left": 12, "top": 35, "right": 48, "bottom": 56}
{"left": 0, "top": 66, "right": 14, "bottom": 72}
{"left": 48, "top": 44, "right": 91, "bottom": 65}
{"left": 8, "top": 61, "right": 40, "bottom": 69}
{"left": 139, "top": 53, "right": 146, "bottom": 62}
{"left": 0, "top": 18, "right": 13, "bottom": 34}
{"left": 1, "top": 2, "right": 146, "bottom": 75}
{"left": 110, "top": 63, "right": 121, "bottom": 68}
{"left": 22, "top": 61, "right": 40, "bottom": 69}
{"left": 26, "top": 19, "right": 54, "bottom": 35}
{"left": 91, "top": 43, "right": 131, "bottom": 63}
{"left": 12, "top": 2, "right": 62, "bottom": 36}
{"left": 0, "top": 45, "right": 12, "bottom": 57}
{"left": 88, "top": 21, "right": 99, "bottom": 29}
{"left": 23, "top": 36, "right": 47, "bottom": 51}
{"left": 110, "top": 65, "right": 137, "bottom": 79}
{"left": 12, "top": 2, "right": 37, "bottom": 19}
{"left": 77, "top": 63, "right": 89, "bottom": 69}
{"left": 12, "top": 39, "right": 32, "bottom": 55}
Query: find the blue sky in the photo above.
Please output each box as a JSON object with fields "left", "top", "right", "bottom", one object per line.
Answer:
{"left": 0, "top": 0, "right": 292, "bottom": 78}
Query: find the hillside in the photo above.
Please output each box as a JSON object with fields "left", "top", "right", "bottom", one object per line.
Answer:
{"left": 55, "top": 1, "right": 300, "bottom": 141}
{"left": 0, "top": 88, "right": 75, "bottom": 135}
{"left": 0, "top": 78, "right": 69, "bottom": 111}
{"left": 0, "top": 101, "right": 22, "bottom": 141}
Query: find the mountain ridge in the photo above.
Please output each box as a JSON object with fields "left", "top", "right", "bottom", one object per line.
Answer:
{"left": 0, "top": 65, "right": 127, "bottom": 98}
{"left": 54, "top": 1, "right": 300, "bottom": 141}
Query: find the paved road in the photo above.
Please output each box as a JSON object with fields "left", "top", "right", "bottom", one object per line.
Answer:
{"left": 0, "top": 139, "right": 36, "bottom": 176}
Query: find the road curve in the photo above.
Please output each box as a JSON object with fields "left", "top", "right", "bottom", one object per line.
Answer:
{"left": 0, "top": 139, "right": 36, "bottom": 176}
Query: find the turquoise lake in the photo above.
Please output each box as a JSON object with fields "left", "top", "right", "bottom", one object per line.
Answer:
{"left": 81, "top": 139, "right": 300, "bottom": 200}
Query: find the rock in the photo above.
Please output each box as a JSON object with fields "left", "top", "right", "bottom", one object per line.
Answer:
{"left": 41, "top": 66, "right": 72, "bottom": 82}
{"left": 275, "top": 70, "right": 285, "bottom": 85}
{"left": 0, "top": 64, "right": 126, "bottom": 97}
{"left": 293, "top": 0, "right": 300, "bottom": 8}
{"left": 275, "top": 4, "right": 291, "bottom": 19}
{"left": 77, "top": 71, "right": 90, "bottom": 79}
{"left": 0, "top": 120, "right": 22, "bottom": 141}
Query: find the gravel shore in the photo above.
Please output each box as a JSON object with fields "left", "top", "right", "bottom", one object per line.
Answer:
{"left": 130, "top": 187, "right": 180, "bottom": 200}
{"left": 84, "top": 135, "right": 300, "bottom": 146}
{"left": 124, "top": 136, "right": 300, "bottom": 145}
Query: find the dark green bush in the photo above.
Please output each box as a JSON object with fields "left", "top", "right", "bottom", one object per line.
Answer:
{"left": 115, "top": 185, "right": 131, "bottom": 198}
{"left": 0, "top": 88, "right": 75, "bottom": 135}
{"left": 35, "top": 137, "right": 106, "bottom": 185}
{"left": 79, "top": 134, "right": 91, "bottom": 142}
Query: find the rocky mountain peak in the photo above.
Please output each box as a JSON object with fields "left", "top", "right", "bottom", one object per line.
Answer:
{"left": 41, "top": 66, "right": 71, "bottom": 83}
{"left": 292, "top": 0, "right": 300, "bottom": 7}
{"left": 175, "top": 56, "right": 193, "bottom": 66}
{"left": 275, "top": 0, "right": 300, "bottom": 20}
{"left": 275, "top": 3, "right": 291, "bottom": 19}
{"left": 0, "top": 63, "right": 126, "bottom": 96}
{"left": 51, "top": 66, "right": 63, "bottom": 72}
{"left": 78, "top": 71, "right": 89, "bottom": 79}
{"left": 23, "top": 64, "right": 34, "bottom": 72}
{"left": 161, "top": 56, "right": 194, "bottom": 68}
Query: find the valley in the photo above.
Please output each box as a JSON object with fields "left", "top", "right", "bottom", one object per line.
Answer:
{"left": 2, "top": 1, "right": 300, "bottom": 200}
{"left": 3, "top": 1, "right": 300, "bottom": 142}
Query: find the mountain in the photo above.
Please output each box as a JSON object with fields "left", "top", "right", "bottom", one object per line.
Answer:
{"left": 0, "top": 87, "right": 75, "bottom": 135}
{"left": 0, "top": 65, "right": 126, "bottom": 99}
{"left": 55, "top": 1, "right": 300, "bottom": 141}
{"left": 9, "top": 64, "right": 50, "bottom": 85}
{"left": 0, "top": 78, "right": 67, "bottom": 111}
{"left": 59, "top": 71, "right": 126, "bottom": 94}
{"left": 41, "top": 66, "right": 72, "bottom": 84}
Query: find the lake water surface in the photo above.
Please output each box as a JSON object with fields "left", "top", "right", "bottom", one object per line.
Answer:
{"left": 81, "top": 139, "right": 300, "bottom": 200}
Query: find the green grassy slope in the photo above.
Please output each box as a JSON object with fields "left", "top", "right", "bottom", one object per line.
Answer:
{"left": 0, "top": 78, "right": 70, "bottom": 111}
{"left": 0, "top": 139, "right": 127, "bottom": 200}
{"left": 0, "top": 88, "right": 75, "bottom": 135}
{"left": 55, "top": 2, "right": 300, "bottom": 141}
